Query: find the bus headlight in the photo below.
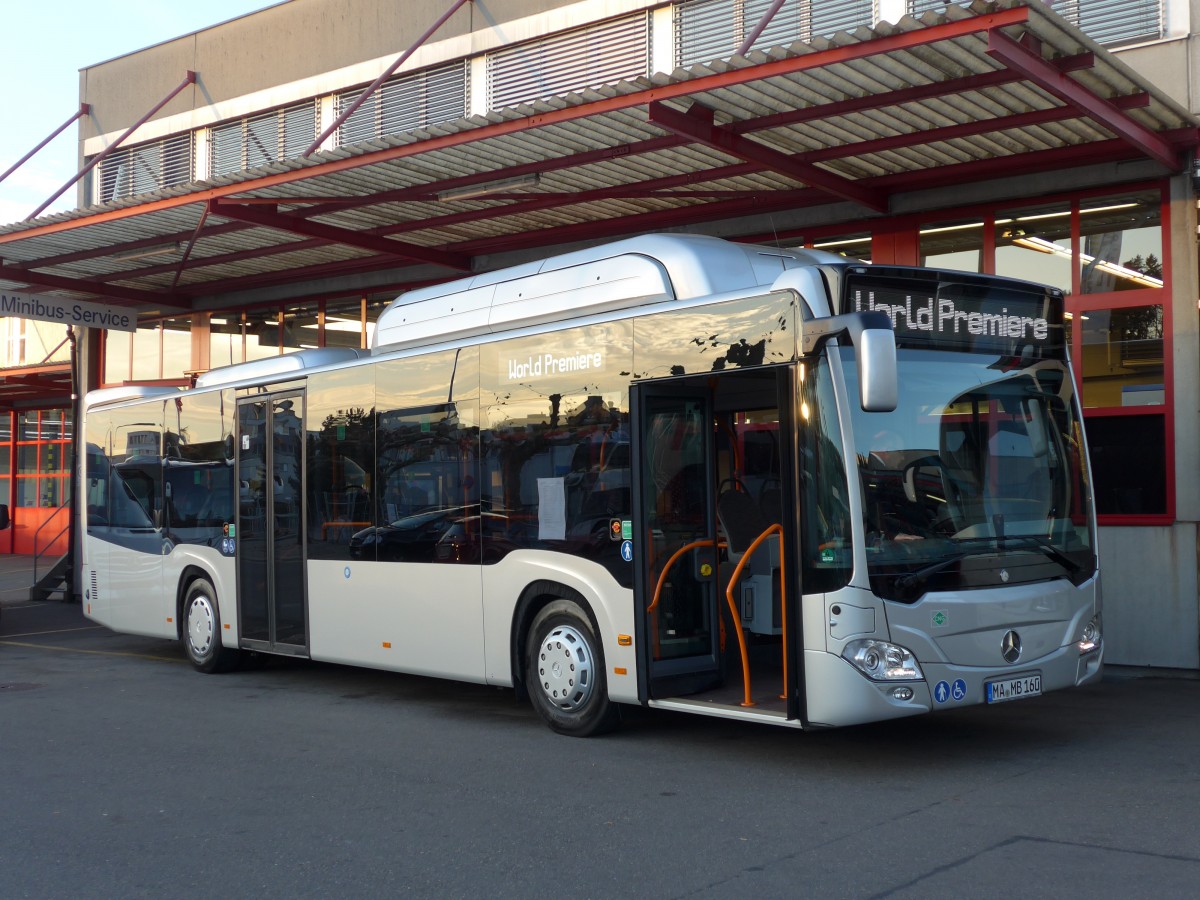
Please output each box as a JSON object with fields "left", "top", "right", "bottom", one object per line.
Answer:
{"left": 842, "top": 639, "right": 923, "bottom": 681}
{"left": 1078, "top": 615, "right": 1102, "bottom": 654}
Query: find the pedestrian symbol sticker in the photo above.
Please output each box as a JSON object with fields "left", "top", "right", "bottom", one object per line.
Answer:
{"left": 951, "top": 679, "right": 967, "bottom": 701}
{"left": 620, "top": 540, "right": 633, "bottom": 562}
{"left": 934, "top": 681, "right": 950, "bottom": 703}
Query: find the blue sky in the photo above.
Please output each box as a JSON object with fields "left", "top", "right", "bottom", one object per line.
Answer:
{"left": 0, "top": 0, "right": 279, "bottom": 225}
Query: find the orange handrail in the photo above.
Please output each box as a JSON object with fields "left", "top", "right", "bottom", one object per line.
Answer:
{"left": 723, "top": 523, "right": 786, "bottom": 708}
{"left": 647, "top": 538, "right": 726, "bottom": 614}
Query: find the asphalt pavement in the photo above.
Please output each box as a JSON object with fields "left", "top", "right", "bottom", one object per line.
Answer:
{"left": 1, "top": 555, "right": 1199, "bottom": 898}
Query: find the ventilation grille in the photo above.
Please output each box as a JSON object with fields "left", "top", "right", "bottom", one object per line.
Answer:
{"left": 677, "top": 0, "right": 875, "bottom": 65}
{"left": 488, "top": 13, "right": 651, "bottom": 109}
{"left": 210, "top": 99, "right": 320, "bottom": 177}
{"left": 90, "top": 569, "right": 99, "bottom": 604}
{"left": 98, "top": 132, "right": 194, "bottom": 202}
{"left": 337, "top": 60, "right": 469, "bottom": 146}
{"left": 907, "top": 0, "right": 1162, "bottom": 46}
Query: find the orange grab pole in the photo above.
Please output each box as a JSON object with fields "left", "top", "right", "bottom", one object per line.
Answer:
{"left": 724, "top": 523, "right": 784, "bottom": 708}
{"left": 647, "top": 538, "right": 726, "bottom": 663}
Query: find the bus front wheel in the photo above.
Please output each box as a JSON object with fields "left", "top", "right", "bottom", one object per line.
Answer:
{"left": 526, "top": 599, "right": 619, "bottom": 737}
{"left": 183, "top": 578, "right": 238, "bottom": 674}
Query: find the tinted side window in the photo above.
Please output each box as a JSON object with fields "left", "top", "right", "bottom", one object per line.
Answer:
{"left": 481, "top": 322, "right": 633, "bottom": 584}
{"left": 163, "top": 390, "right": 235, "bottom": 542}
{"left": 87, "top": 403, "right": 165, "bottom": 531}
{"left": 306, "top": 366, "right": 377, "bottom": 561}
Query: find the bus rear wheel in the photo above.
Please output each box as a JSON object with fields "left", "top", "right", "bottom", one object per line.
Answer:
{"left": 183, "top": 577, "right": 238, "bottom": 674}
{"left": 526, "top": 599, "right": 619, "bottom": 736}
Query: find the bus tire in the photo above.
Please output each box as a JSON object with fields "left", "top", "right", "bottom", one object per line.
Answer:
{"left": 526, "top": 599, "right": 619, "bottom": 737}
{"left": 183, "top": 577, "right": 238, "bottom": 674}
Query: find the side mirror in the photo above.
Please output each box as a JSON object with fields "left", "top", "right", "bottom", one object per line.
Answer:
{"left": 857, "top": 327, "right": 898, "bottom": 412}
{"left": 0, "top": 504, "right": 8, "bottom": 530}
{"left": 801, "top": 311, "right": 898, "bottom": 412}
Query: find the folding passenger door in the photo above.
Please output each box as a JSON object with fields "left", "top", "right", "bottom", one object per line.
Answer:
{"left": 236, "top": 390, "right": 308, "bottom": 654}
{"left": 631, "top": 379, "right": 723, "bottom": 699}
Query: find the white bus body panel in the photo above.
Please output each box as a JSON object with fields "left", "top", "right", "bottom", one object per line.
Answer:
{"left": 885, "top": 577, "right": 1098, "bottom": 667}
{"left": 479, "top": 551, "right": 640, "bottom": 705}
{"left": 162, "top": 544, "right": 238, "bottom": 646}
{"left": 103, "top": 536, "right": 170, "bottom": 638}
{"left": 804, "top": 579, "right": 1101, "bottom": 728}
{"left": 306, "top": 559, "right": 486, "bottom": 682}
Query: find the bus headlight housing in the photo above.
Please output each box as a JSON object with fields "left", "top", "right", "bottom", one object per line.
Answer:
{"left": 842, "top": 639, "right": 923, "bottom": 681}
{"left": 1078, "top": 615, "right": 1102, "bottom": 654}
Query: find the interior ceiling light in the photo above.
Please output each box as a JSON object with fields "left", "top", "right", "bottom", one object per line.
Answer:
{"left": 112, "top": 241, "right": 181, "bottom": 262}
{"left": 1012, "top": 236, "right": 1163, "bottom": 288}
{"left": 437, "top": 173, "right": 542, "bottom": 202}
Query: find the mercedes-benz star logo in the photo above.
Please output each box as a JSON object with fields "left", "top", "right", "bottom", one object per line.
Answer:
{"left": 1001, "top": 630, "right": 1022, "bottom": 664}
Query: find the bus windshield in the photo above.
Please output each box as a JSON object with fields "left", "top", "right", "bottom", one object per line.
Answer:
{"left": 841, "top": 347, "right": 1096, "bottom": 601}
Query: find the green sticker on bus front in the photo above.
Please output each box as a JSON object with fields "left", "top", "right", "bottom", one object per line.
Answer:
{"left": 933, "top": 610, "right": 947, "bottom": 627}
{"left": 621, "top": 520, "right": 632, "bottom": 540}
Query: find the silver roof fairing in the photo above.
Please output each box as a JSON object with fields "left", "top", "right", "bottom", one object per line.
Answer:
{"left": 373, "top": 233, "right": 849, "bottom": 352}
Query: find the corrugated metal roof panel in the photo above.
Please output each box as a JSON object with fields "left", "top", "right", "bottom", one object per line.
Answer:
{"left": 0, "top": 1, "right": 1194, "bottom": 314}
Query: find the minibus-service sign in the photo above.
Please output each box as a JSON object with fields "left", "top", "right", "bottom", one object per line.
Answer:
{"left": 844, "top": 274, "right": 1062, "bottom": 354}
{"left": 1, "top": 289, "right": 136, "bottom": 332}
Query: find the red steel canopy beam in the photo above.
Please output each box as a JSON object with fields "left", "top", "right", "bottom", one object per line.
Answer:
{"left": 648, "top": 101, "right": 889, "bottom": 212}
{"left": 985, "top": 30, "right": 1180, "bottom": 171}
{"left": 0, "top": 104, "right": 90, "bottom": 186}
{"left": 0, "top": 261, "right": 189, "bottom": 308}
{"left": 209, "top": 199, "right": 472, "bottom": 271}
{"left": 304, "top": 0, "right": 473, "bottom": 155}
{"left": 733, "top": 52, "right": 1097, "bottom": 134}
{"left": 2, "top": 4, "right": 1033, "bottom": 245}
{"left": 27, "top": 71, "right": 198, "bottom": 221}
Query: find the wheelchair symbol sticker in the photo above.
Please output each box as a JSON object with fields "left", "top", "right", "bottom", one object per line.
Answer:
{"left": 620, "top": 540, "right": 633, "bottom": 562}
{"left": 951, "top": 679, "right": 967, "bottom": 701}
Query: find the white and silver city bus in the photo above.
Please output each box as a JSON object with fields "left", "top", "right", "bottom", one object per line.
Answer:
{"left": 81, "top": 234, "right": 1102, "bottom": 735}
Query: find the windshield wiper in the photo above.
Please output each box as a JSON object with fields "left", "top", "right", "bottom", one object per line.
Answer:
{"left": 891, "top": 533, "right": 1085, "bottom": 600}
{"left": 892, "top": 549, "right": 991, "bottom": 600}
{"left": 997, "top": 533, "right": 1084, "bottom": 575}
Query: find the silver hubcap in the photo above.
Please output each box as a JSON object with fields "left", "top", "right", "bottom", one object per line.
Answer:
{"left": 536, "top": 624, "right": 594, "bottom": 712}
{"left": 187, "top": 594, "right": 215, "bottom": 657}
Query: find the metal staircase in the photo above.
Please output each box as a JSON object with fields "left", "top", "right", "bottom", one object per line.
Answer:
{"left": 30, "top": 497, "right": 72, "bottom": 602}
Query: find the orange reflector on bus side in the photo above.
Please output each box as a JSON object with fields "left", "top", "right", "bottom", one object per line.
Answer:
{"left": 166, "top": 617, "right": 173, "bottom": 623}
{"left": 613, "top": 667, "right": 627, "bottom": 676}
{"left": 224, "top": 623, "right": 231, "bottom": 630}
{"left": 617, "top": 634, "right": 632, "bottom": 646}
{"left": 382, "top": 641, "right": 392, "bottom": 649}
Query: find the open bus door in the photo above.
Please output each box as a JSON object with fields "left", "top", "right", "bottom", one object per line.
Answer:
{"left": 632, "top": 368, "right": 803, "bottom": 721}
{"left": 632, "top": 381, "right": 723, "bottom": 699}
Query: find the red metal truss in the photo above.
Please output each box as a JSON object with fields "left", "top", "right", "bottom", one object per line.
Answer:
{"left": 0, "top": 5, "right": 1034, "bottom": 246}
{"left": 209, "top": 199, "right": 472, "bottom": 271}
{"left": 0, "top": 261, "right": 188, "bottom": 308}
{"left": 304, "top": 0, "right": 473, "bottom": 155}
{"left": 647, "top": 101, "right": 889, "bottom": 211}
{"left": 5, "top": 1, "right": 1196, "bottom": 312}
{"left": 0, "top": 104, "right": 90, "bottom": 186}
{"left": 28, "top": 72, "right": 198, "bottom": 221}
{"left": 985, "top": 30, "right": 1179, "bottom": 170}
